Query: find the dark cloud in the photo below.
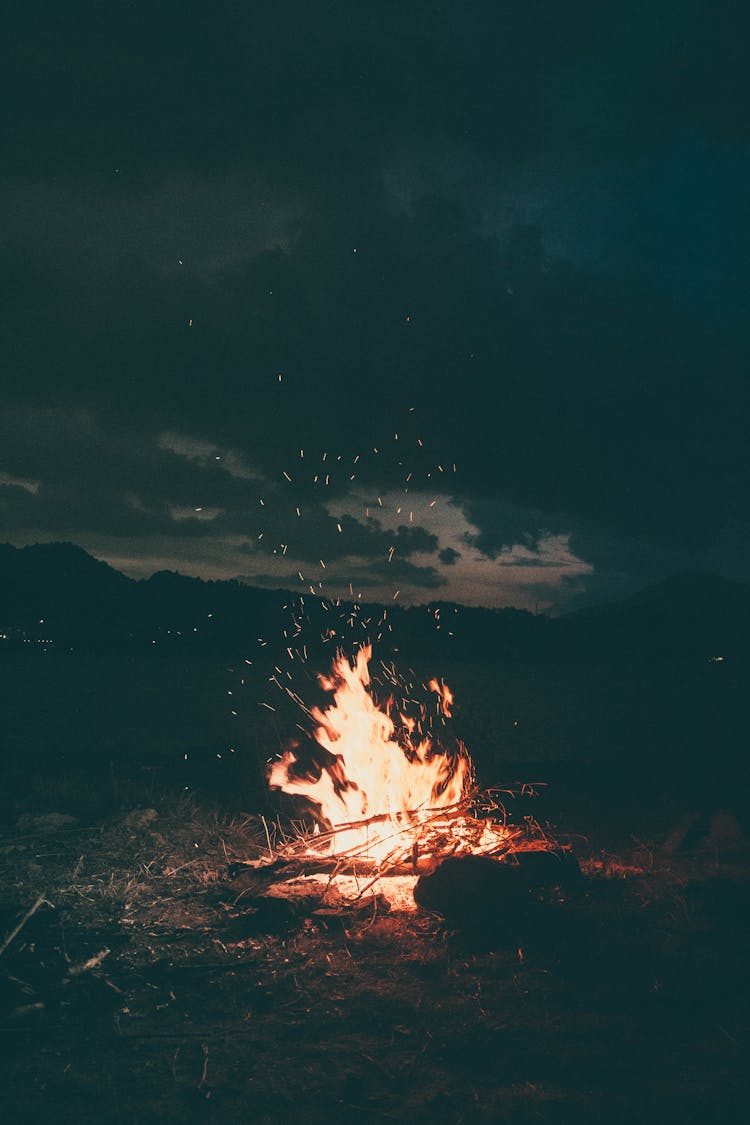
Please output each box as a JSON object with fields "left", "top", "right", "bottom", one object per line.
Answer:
{"left": 1, "top": 2, "right": 749, "bottom": 609}
{"left": 0, "top": 5, "right": 633, "bottom": 175}
{"left": 233, "top": 511, "right": 439, "bottom": 568}
{"left": 438, "top": 547, "right": 461, "bottom": 566}
{"left": 0, "top": 405, "right": 439, "bottom": 574}
{"left": 6, "top": 2, "right": 748, "bottom": 179}
{"left": 461, "top": 500, "right": 559, "bottom": 558}
{"left": 242, "top": 554, "right": 445, "bottom": 594}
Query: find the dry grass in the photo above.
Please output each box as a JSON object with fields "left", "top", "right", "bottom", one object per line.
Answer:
{"left": 1, "top": 776, "right": 749, "bottom": 1123}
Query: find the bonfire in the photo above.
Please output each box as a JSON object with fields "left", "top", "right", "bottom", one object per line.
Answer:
{"left": 252, "top": 646, "right": 559, "bottom": 912}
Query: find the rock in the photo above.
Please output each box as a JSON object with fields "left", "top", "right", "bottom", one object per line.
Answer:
{"left": 413, "top": 849, "right": 582, "bottom": 931}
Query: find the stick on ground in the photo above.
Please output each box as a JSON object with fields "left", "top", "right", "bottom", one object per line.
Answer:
{"left": 0, "top": 892, "right": 50, "bottom": 957}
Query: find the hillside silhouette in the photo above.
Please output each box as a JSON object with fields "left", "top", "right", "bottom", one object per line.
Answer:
{"left": 1, "top": 543, "right": 748, "bottom": 663}
{"left": 558, "top": 570, "right": 750, "bottom": 661}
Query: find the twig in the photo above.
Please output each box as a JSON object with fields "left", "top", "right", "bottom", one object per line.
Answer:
{"left": 198, "top": 1043, "right": 209, "bottom": 1090}
{"left": 0, "top": 892, "right": 50, "bottom": 957}
{"left": 261, "top": 815, "right": 274, "bottom": 858}
{"left": 68, "top": 947, "right": 111, "bottom": 976}
{"left": 320, "top": 857, "right": 345, "bottom": 902}
{"left": 163, "top": 859, "right": 200, "bottom": 876}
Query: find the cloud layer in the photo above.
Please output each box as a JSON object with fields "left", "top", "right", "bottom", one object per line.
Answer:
{"left": 1, "top": 2, "right": 749, "bottom": 609}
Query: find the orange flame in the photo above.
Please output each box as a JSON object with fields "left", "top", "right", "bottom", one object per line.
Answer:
{"left": 268, "top": 645, "right": 470, "bottom": 860}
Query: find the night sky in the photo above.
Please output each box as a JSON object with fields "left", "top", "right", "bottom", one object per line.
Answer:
{"left": 2, "top": 1, "right": 749, "bottom": 612}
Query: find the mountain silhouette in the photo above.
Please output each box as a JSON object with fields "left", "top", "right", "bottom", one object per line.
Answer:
{"left": 557, "top": 570, "right": 750, "bottom": 660}
{"left": 564, "top": 570, "right": 750, "bottom": 620}
{"left": 0, "top": 542, "right": 132, "bottom": 639}
{"left": 1, "top": 542, "right": 748, "bottom": 662}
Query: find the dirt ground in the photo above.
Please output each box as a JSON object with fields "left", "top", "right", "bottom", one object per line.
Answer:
{"left": 1, "top": 772, "right": 749, "bottom": 1124}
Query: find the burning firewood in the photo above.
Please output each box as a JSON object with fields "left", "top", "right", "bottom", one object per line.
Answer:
{"left": 254, "top": 647, "right": 570, "bottom": 917}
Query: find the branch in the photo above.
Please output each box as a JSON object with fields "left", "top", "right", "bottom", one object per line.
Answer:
{"left": 0, "top": 892, "right": 51, "bottom": 957}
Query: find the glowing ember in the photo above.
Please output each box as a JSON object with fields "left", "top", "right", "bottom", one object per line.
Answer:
{"left": 268, "top": 645, "right": 472, "bottom": 861}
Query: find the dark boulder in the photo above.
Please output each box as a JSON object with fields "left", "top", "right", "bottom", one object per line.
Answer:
{"left": 413, "top": 850, "right": 582, "bottom": 939}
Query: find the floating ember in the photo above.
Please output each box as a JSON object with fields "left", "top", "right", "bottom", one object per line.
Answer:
{"left": 267, "top": 646, "right": 539, "bottom": 875}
